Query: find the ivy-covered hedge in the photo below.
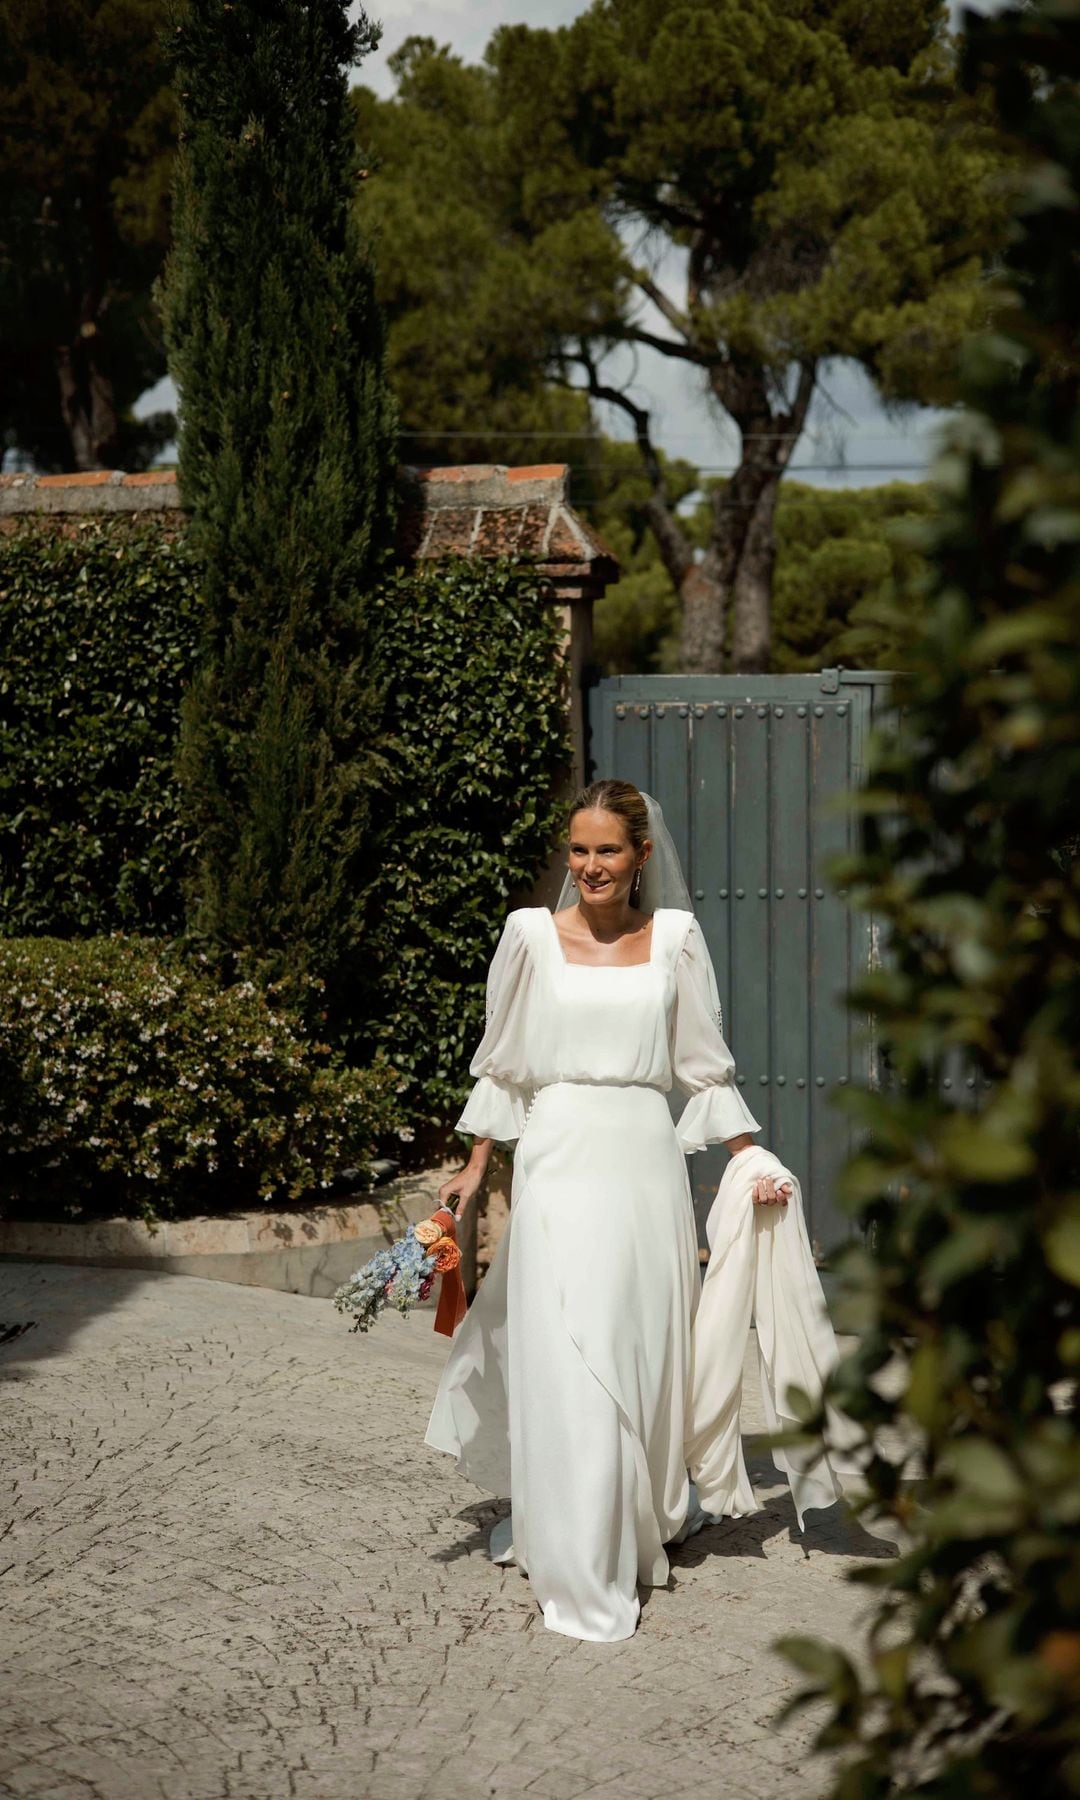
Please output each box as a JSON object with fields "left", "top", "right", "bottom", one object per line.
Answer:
{"left": 0, "top": 936, "right": 402, "bottom": 1223}
{"left": 357, "top": 559, "right": 571, "bottom": 1121}
{"left": 0, "top": 521, "right": 570, "bottom": 1128}
{"left": 0, "top": 519, "right": 201, "bottom": 934}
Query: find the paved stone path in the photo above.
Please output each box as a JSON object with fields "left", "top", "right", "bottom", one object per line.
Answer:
{"left": 0, "top": 1262, "right": 898, "bottom": 1800}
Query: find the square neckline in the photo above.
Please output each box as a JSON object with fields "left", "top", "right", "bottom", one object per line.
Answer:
{"left": 545, "top": 906, "right": 658, "bottom": 970}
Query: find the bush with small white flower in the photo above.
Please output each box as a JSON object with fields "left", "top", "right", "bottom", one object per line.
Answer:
{"left": 0, "top": 936, "right": 402, "bottom": 1224}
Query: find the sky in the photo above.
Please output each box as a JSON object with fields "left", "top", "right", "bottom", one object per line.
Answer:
{"left": 138, "top": 0, "right": 1007, "bottom": 494}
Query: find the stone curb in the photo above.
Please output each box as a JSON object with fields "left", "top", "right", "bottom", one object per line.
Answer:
{"left": 0, "top": 1165, "right": 476, "bottom": 1302}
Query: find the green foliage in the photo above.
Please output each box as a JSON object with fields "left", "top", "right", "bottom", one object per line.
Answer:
{"left": 594, "top": 469, "right": 936, "bottom": 675}
{"left": 160, "top": 0, "right": 399, "bottom": 1028}
{"left": 769, "top": 480, "right": 937, "bottom": 673}
{"left": 0, "top": 520, "right": 569, "bottom": 1125}
{"left": 495, "top": 0, "right": 1001, "bottom": 394}
{"left": 0, "top": 0, "right": 176, "bottom": 469}
{"left": 349, "top": 43, "right": 593, "bottom": 475}
{"left": 357, "top": 558, "right": 571, "bottom": 1122}
{"left": 589, "top": 439, "right": 699, "bottom": 671}
{"left": 782, "top": 6, "right": 1080, "bottom": 1790}
{"left": 0, "top": 936, "right": 402, "bottom": 1223}
{"left": 354, "top": 7, "right": 1008, "bottom": 669}
{"left": 0, "top": 519, "right": 199, "bottom": 934}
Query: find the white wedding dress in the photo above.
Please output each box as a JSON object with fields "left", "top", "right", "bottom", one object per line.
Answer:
{"left": 425, "top": 904, "right": 849, "bottom": 1642}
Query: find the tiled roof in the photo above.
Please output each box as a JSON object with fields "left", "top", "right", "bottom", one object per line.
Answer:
{"left": 397, "top": 464, "right": 617, "bottom": 595}
{"left": 0, "top": 464, "right": 618, "bottom": 595}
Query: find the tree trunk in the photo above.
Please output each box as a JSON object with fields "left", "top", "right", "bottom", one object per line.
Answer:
{"left": 730, "top": 471, "right": 780, "bottom": 672}
{"left": 678, "top": 558, "right": 727, "bottom": 671}
{"left": 571, "top": 350, "right": 814, "bottom": 674}
{"left": 55, "top": 332, "right": 120, "bottom": 471}
{"left": 674, "top": 363, "right": 815, "bottom": 673}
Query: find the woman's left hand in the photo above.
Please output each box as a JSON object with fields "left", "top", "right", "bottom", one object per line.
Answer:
{"left": 752, "top": 1173, "right": 792, "bottom": 1205}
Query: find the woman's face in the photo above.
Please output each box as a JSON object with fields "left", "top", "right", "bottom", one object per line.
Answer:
{"left": 567, "top": 807, "right": 650, "bottom": 911}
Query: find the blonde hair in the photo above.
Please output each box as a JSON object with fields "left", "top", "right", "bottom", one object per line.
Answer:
{"left": 566, "top": 779, "right": 650, "bottom": 851}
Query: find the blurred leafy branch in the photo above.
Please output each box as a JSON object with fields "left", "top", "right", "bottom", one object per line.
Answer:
{"left": 775, "top": 4, "right": 1080, "bottom": 1793}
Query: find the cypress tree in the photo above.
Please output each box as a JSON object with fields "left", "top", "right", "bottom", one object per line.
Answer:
{"left": 160, "top": 0, "right": 397, "bottom": 1034}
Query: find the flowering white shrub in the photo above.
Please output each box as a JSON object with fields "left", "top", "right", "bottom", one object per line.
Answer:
{"left": 0, "top": 937, "right": 402, "bottom": 1222}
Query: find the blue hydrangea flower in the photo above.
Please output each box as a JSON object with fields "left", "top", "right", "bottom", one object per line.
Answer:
{"left": 334, "top": 1223, "right": 438, "bottom": 1332}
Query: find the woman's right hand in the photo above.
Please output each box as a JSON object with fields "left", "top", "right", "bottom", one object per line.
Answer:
{"left": 439, "top": 1162, "right": 485, "bottom": 1222}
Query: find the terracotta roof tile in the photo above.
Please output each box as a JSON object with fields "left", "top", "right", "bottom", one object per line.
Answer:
{"left": 421, "top": 505, "right": 478, "bottom": 557}
{"left": 37, "top": 470, "right": 114, "bottom": 488}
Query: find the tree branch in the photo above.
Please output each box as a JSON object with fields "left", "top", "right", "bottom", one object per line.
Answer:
{"left": 562, "top": 341, "right": 695, "bottom": 585}
{"left": 620, "top": 323, "right": 710, "bottom": 366}
{"left": 629, "top": 267, "right": 693, "bottom": 341}
{"left": 775, "top": 361, "right": 816, "bottom": 470}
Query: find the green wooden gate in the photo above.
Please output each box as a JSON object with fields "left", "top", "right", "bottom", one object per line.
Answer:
{"left": 587, "top": 666, "right": 895, "bottom": 1262}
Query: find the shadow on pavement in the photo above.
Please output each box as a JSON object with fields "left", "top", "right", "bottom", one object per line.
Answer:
{"left": 432, "top": 1497, "right": 512, "bottom": 1565}
{"left": 430, "top": 1446, "right": 898, "bottom": 1584}
{"left": 671, "top": 1449, "right": 900, "bottom": 1567}
{"left": 0, "top": 1260, "right": 157, "bottom": 1377}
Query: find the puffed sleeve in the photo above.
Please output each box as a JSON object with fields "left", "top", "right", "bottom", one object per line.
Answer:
{"left": 455, "top": 912, "right": 536, "bottom": 1145}
{"left": 672, "top": 917, "right": 762, "bottom": 1151}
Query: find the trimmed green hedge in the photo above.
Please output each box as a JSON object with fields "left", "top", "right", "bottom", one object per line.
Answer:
{"left": 0, "top": 520, "right": 570, "bottom": 1128}
{"left": 0, "top": 519, "right": 201, "bottom": 935}
{"left": 358, "top": 559, "right": 571, "bottom": 1121}
{"left": 0, "top": 936, "right": 402, "bottom": 1222}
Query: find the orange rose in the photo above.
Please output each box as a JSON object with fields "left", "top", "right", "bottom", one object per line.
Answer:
{"left": 413, "top": 1219, "right": 442, "bottom": 1248}
{"left": 1040, "top": 1632, "right": 1080, "bottom": 1681}
{"left": 432, "top": 1237, "right": 461, "bottom": 1273}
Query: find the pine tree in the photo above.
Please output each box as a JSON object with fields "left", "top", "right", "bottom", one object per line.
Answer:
{"left": 160, "top": 0, "right": 398, "bottom": 1035}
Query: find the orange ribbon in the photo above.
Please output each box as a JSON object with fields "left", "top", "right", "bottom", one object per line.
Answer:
{"left": 430, "top": 1207, "right": 468, "bottom": 1338}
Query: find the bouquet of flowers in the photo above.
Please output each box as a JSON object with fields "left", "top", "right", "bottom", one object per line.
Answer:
{"left": 334, "top": 1206, "right": 466, "bottom": 1337}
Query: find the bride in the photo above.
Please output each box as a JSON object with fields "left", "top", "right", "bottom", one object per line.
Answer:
{"left": 425, "top": 778, "right": 850, "bottom": 1642}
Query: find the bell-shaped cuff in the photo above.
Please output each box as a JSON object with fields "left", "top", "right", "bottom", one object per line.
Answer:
{"left": 676, "top": 1081, "right": 762, "bottom": 1153}
{"left": 456, "top": 1074, "right": 530, "bottom": 1147}
{"left": 672, "top": 916, "right": 761, "bottom": 1150}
